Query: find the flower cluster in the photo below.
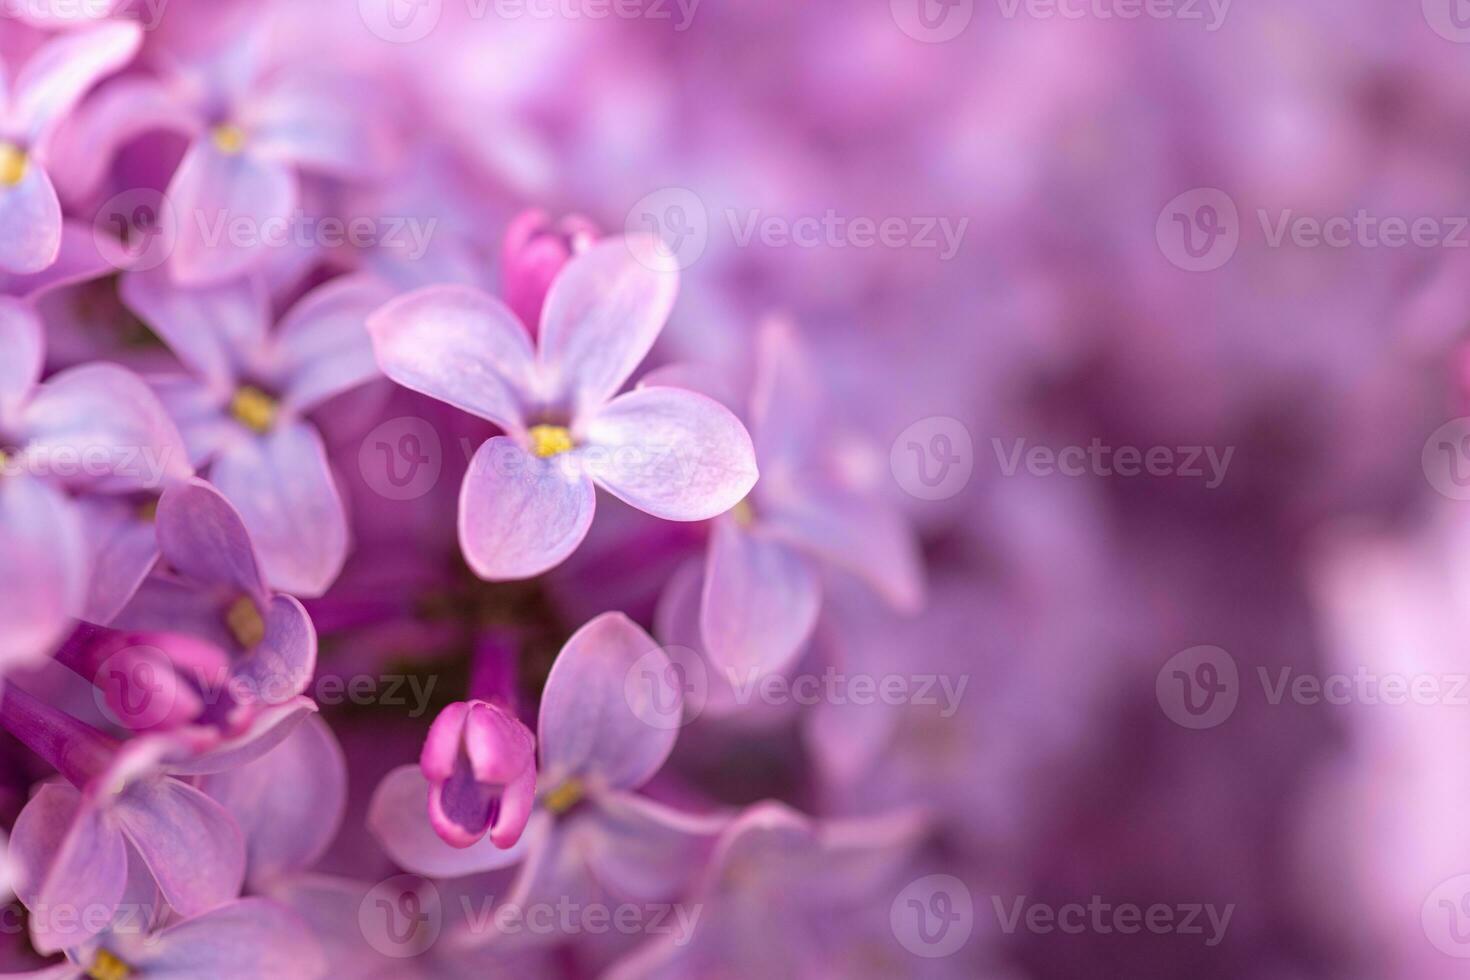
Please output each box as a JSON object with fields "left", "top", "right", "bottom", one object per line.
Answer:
{"left": 0, "top": 5, "right": 948, "bottom": 978}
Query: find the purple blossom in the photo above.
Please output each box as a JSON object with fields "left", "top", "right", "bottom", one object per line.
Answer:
{"left": 368, "top": 237, "right": 759, "bottom": 580}
{"left": 120, "top": 270, "right": 393, "bottom": 596}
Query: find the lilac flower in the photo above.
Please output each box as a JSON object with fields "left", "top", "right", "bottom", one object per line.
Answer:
{"left": 652, "top": 318, "right": 924, "bottom": 683}
{"left": 46, "top": 898, "right": 325, "bottom": 980}
{"left": 139, "top": 20, "right": 393, "bottom": 284}
{"left": 419, "top": 699, "right": 537, "bottom": 851}
{"left": 121, "top": 270, "right": 394, "bottom": 596}
{"left": 0, "top": 297, "right": 187, "bottom": 671}
{"left": 2, "top": 684, "right": 246, "bottom": 953}
{"left": 0, "top": 22, "right": 140, "bottom": 274}
{"left": 111, "top": 478, "right": 317, "bottom": 716}
{"left": 368, "top": 613, "right": 728, "bottom": 930}
{"left": 368, "top": 237, "right": 759, "bottom": 580}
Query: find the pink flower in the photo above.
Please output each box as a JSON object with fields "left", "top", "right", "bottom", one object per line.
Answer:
{"left": 368, "top": 237, "right": 759, "bottom": 580}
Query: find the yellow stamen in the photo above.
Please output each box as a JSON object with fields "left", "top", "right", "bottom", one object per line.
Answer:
{"left": 87, "top": 949, "right": 132, "bottom": 980}
{"left": 211, "top": 123, "right": 247, "bottom": 155}
{"left": 730, "top": 498, "right": 755, "bottom": 527}
{"left": 231, "top": 386, "right": 277, "bottom": 434}
{"left": 528, "top": 424, "right": 574, "bottom": 459}
{"left": 543, "top": 777, "right": 584, "bottom": 814}
{"left": 226, "top": 595, "right": 266, "bottom": 649}
{"left": 136, "top": 497, "right": 159, "bottom": 522}
{"left": 0, "top": 143, "right": 27, "bottom": 187}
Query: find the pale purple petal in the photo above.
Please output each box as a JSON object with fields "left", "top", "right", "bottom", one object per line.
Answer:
{"left": 701, "top": 518, "right": 821, "bottom": 678}
{"left": 0, "top": 476, "right": 88, "bottom": 670}
{"left": 368, "top": 765, "right": 530, "bottom": 877}
{"left": 0, "top": 296, "right": 43, "bottom": 423}
{"left": 582, "top": 387, "right": 758, "bottom": 521}
{"left": 209, "top": 421, "right": 348, "bottom": 598}
{"left": 119, "top": 268, "right": 272, "bottom": 389}
{"left": 11, "top": 782, "right": 127, "bottom": 954}
{"left": 537, "top": 236, "right": 678, "bottom": 416}
{"left": 11, "top": 22, "right": 142, "bottom": 147}
{"left": 200, "top": 716, "right": 345, "bottom": 887}
{"left": 271, "top": 274, "right": 395, "bottom": 413}
{"left": 75, "top": 498, "right": 160, "bottom": 625}
{"left": 458, "top": 436, "right": 596, "bottom": 581}
{"left": 0, "top": 163, "right": 62, "bottom": 275}
{"left": 19, "top": 363, "right": 190, "bottom": 492}
{"left": 155, "top": 478, "right": 267, "bottom": 598}
{"left": 578, "top": 791, "right": 730, "bottom": 902}
{"left": 538, "top": 612, "right": 679, "bottom": 791}
{"left": 109, "top": 898, "right": 326, "bottom": 980}
{"left": 766, "top": 493, "right": 925, "bottom": 613}
{"left": 114, "top": 777, "right": 245, "bottom": 916}
{"left": 147, "top": 375, "right": 238, "bottom": 465}
{"left": 166, "top": 141, "right": 296, "bottom": 286}
{"left": 0, "top": 220, "right": 118, "bottom": 301}
{"left": 367, "top": 285, "right": 534, "bottom": 432}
